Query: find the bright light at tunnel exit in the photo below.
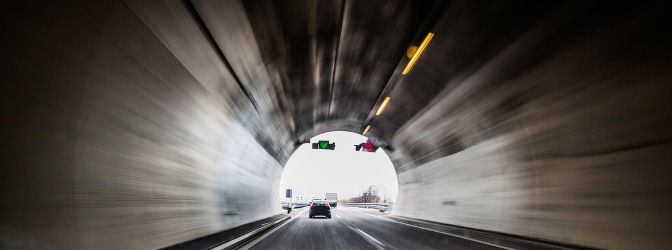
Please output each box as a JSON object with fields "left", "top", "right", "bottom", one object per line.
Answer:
{"left": 279, "top": 131, "right": 398, "bottom": 203}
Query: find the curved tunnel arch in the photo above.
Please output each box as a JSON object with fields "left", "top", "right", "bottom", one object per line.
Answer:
{"left": 2, "top": 1, "right": 671, "bottom": 250}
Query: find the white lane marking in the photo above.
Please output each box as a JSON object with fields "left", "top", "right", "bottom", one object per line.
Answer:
{"left": 336, "top": 215, "right": 342, "bottom": 219}
{"left": 211, "top": 219, "right": 284, "bottom": 250}
{"left": 354, "top": 228, "right": 387, "bottom": 250}
{"left": 233, "top": 209, "right": 308, "bottom": 250}
{"left": 294, "top": 208, "right": 308, "bottom": 218}
{"left": 349, "top": 209, "right": 514, "bottom": 250}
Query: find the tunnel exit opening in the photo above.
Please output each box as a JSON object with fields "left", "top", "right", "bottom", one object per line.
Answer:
{"left": 279, "top": 131, "right": 398, "bottom": 207}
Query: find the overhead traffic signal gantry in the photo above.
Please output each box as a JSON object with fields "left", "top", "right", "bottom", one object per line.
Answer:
{"left": 354, "top": 140, "right": 379, "bottom": 152}
{"left": 312, "top": 140, "right": 335, "bottom": 150}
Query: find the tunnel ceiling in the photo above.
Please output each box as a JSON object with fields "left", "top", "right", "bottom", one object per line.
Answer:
{"left": 177, "top": 1, "right": 661, "bottom": 166}
{"left": 185, "top": 1, "right": 557, "bottom": 146}
{"left": 237, "top": 0, "right": 437, "bottom": 140}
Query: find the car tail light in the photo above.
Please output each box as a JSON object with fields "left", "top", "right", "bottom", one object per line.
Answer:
{"left": 326, "top": 205, "right": 331, "bottom": 209}
{"left": 310, "top": 205, "right": 316, "bottom": 209}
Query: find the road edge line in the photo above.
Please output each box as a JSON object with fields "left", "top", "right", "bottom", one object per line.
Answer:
{"left": 350, "top": 209, "right": 514, "bottom": 250}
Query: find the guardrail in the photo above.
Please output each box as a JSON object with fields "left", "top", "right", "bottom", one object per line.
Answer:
{"left": 280, "top": 202, "right": 310, "bottom": 210}
{"left": 281, "top": 202, "right": 392, "bottom": 211}
{"left": 343, "top": 203, "right": 392, "bottom": 211}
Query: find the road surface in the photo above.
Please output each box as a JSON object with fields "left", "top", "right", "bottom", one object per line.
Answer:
{"left": 244, "top": 206, "right": 504, "bottom": 250}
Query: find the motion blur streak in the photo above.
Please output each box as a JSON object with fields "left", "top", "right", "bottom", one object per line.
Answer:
{"left": 402, "top": 32, "right": 434, "bottom": 75}
{"left": 375, "top": 97, "right": 391, "bottom": 116}
{"left": 1, "top": 1, "right": 671, "bottom": 249}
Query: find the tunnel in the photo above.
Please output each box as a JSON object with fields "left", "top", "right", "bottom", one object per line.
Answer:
{"left": 1, "top": 1, "right": 671, "bottom": 249}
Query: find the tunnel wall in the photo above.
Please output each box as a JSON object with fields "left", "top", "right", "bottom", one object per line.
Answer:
{"left": 1, "top": 1, "right": 283, "bottom": 249}
{"left": 391, "top": 6, "right": 672, "bottom": 249}
{"left": 3, "top": 1, "right": 671, "bottom": 249}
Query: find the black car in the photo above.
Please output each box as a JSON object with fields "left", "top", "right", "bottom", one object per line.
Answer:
{"left": 309, "top": 200, "right": 331, "bottom": 218}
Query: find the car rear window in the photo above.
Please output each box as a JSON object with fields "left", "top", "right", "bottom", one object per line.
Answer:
{"left": 315, "top": 201, "right": 328, "bottom": 206}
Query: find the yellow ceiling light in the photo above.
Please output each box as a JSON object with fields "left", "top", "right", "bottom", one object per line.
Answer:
{"left": 402, "top": 32, "right": 434, "bottom": 75}
{"left": 375, "top": 96, "right": 391, "bottom": 116}
{"left": 362, "top": 125, "right": 371, "bottom": 136}
{"left": 406, "top": 46, "right": 418, "bottom": 59}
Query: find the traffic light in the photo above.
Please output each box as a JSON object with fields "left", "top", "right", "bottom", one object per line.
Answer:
{"left": 354, "top": 140, "right": 379, "bottom": 152}
{"left": 312, "top": 140, "right": 335, "bottom": 150}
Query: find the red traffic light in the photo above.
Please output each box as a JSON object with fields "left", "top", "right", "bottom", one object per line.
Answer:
{"left": 354, "top": 140, "right": 379, "bottom": 152}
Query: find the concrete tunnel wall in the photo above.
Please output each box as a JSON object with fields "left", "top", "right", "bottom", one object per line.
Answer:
{"left": 390, "top": 6, "right": 672, "bottom": 249}
{"left": 1, "top": 1, "right": 288, "bottom": 249}
{"left": 2, "top": 1, "right": 672, "bottom": 250}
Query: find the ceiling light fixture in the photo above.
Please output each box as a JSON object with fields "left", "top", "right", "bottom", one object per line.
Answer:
{"left": 402, "top": 32, "right": 434, "bottom": 75}
{"left": 375, "top": 97, "right": 391, "bottom": 116}
{"left": 362, "top": 125, "right": 371, "bottom": 136}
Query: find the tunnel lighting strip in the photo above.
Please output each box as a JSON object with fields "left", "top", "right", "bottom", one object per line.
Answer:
{"left": 362, "top": 125, "right": 371, "bottom": 136}
{"left": 402, "top": 32, "right": 434, "bottom": 75}
{"left": 375, "top": 97, "right": 391, "bottom": 116}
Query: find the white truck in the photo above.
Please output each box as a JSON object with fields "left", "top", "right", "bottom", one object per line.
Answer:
{"left": 325, "top": 193, "right": 338, "bottom": 208}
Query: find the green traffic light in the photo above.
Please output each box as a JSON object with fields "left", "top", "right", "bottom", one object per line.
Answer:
{"left": 319, "top": 140, "right": 329, "bottom": 149}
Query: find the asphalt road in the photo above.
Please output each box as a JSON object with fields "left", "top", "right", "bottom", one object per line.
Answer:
{"left": 245, "top": 207, "right": 503, "bottom": 250}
